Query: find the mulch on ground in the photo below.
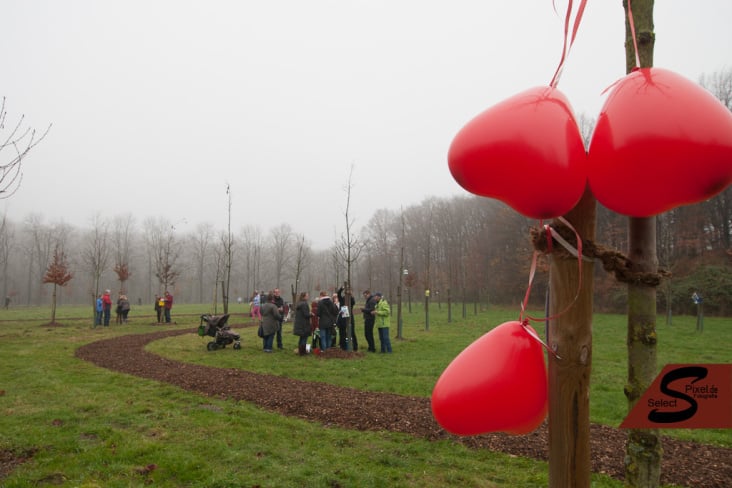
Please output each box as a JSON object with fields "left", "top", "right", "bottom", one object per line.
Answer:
{"left": 6, "top": 326, "right": 731, "bottom": 486}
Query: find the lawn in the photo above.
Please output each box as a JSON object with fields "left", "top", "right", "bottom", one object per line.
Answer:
{"left": 0, "top": 302, "right": 729, "bottom": 487}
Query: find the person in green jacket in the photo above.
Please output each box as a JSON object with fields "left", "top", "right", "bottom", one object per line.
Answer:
{"left": 372, "top": 292, "right": 392, "bottom": 353}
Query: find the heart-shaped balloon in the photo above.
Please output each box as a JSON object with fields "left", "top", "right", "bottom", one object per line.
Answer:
{"left": 431, "top": 321, "right": 548, "bottom": 436}
{"left": 588, "top": 67, "right": 732, "bottom": 217}
{"left": 448, "top": 86, "right": 587, "bottom": 219}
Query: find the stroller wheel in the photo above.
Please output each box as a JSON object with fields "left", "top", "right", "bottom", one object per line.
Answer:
{"left": 207, "top": 341, "right": 217, "bottom": 351}
{"left": 233, "top": 342, "right": 241, "bottom": 350}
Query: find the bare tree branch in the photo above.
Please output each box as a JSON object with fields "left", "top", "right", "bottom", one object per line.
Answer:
{"left": 0, "top": 97, "right": 51, "bottom": 199}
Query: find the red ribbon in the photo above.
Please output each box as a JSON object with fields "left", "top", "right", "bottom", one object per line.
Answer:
{"left": 549, "top": 0, "right": 589, "bottom": 88}
{"left": 627, "top": 0, "right": 641, "bottom": 69}
{"left": 519, "top": 217, "right": 586, "bottom": 359}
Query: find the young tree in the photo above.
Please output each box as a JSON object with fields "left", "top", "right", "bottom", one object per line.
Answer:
{"left": 238, "top": 225, "right": 264, "bottom": 300}
{"left": 144, "top": 217, "right": 181, "bottom": 294}
{"left": 222, "top": 184, "right": 233, "bottom": 314}
{"left": 211, "top": 234, "right": 227, "bottom": 313}
{"left": 25, "top": 216, "right": 71, "bottom": 306}
{"left": 622, "top": 2, "right": 663, "bottom": 486}
{"left": 82, "top": 214, "right": 110, "bottom": 304}
{"left": 43, "top": 245, "right": 73, "bottom": 325}
{"left": 289, "top": 233, "right": 311, "bottom": 305}
{"left": 335, "top": 165, "right": 365, "bottom": 351}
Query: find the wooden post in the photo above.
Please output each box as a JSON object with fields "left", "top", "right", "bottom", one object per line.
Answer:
{"left": 548, "top": 188, "right": 595, "bottom": 487}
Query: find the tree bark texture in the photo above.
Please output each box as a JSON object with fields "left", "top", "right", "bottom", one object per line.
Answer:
{"left": 623, "top": 0, "right": 662, "bottom": 486}
{"left": 548, "top": 187, "right": 596, "bottom": 487}
{"left": 625, "top": 218, "right": 662, "bottom": 487}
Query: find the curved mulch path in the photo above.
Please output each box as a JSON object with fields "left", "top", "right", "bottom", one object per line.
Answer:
{"left": 72, "top": 328, "right": 731, "bottom": 487}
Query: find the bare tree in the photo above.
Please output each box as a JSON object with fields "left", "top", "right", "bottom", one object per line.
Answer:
{"left": 289, "top": 233, "right": 311, "bottom": 304}
{"left": 143, "top": 217, "right": 181, "bottom": 294}
{"left": 335, "top": 165, "right": 366, "bottom": 351}
{"left": 190, "top": 223, "right": 215, "bottom": 303}
{"left": 81, "top": 214, "right": 111, "bottom": 323}
{"left": 222, "top": 184, "right": 234, "bottom": 314}
{"left": 238, "top": 225, "right": 264, "bottom": 299}
{"left": 0, "top": 214, "right": 15, "bottom": 302}
{"left": 577, "top": 112, "right": 596, "bottom": 147}
{"left": 269, "top": 223, "right": 293, "bottom": 289}
{"left": 699, "top": 66, "right": 732, "bottom": 110}
{"left": 699, "top": 69, "right": 732, "bottom": 251}
{"left": 0, "top": 97, "right": 51, "bottom": 199}
{"left": 211, "top": 233, "right": 228, "bottom": 313}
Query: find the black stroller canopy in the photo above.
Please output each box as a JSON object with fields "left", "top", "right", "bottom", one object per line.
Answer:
{"left": 201, "top": 314, "right": 230, "bottom": 328}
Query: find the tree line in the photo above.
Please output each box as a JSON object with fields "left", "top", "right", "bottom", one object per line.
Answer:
{"left": 0, "top": 185, "right": 729, "bottom": 317}
{"left": 2, "top": 69, "right": 730, "bottom": 317}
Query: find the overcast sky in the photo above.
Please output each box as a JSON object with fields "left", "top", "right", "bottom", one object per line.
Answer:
{"left": 2, "top": 1, "right": 730, "bottom": 249}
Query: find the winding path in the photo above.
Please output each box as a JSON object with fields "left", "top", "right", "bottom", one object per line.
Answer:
{"left": 75, "top": 328, "right": 732, "bottom": 487}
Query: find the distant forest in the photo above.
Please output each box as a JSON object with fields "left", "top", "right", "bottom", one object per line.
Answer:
{"left": 2, "top": 69, "right": 731, "bottom": 317}
{"left": 1, "top": 186, "right": 730, "bottom": 317}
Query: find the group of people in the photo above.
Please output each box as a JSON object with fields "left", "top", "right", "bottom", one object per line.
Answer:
{"left": 154, "top": 291, "right": 174, "bottom": 323}
{"left": 257, "top": 287, "right": 392, "bottom": 355}
{"left": 94, "top": 289, "right": 131, "bottom": 326}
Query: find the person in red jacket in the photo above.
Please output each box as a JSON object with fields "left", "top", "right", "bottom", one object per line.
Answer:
{"left": 102, "top": 289, "right": 113, "bottom": 326}
{"left": 163, "top": 291, "right": 174, "bottom": 323}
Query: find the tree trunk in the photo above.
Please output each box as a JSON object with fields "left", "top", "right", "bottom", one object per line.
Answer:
{"left": 50, "top": 284, "right": 58, "bottom": 324}
{"left": 548, "top": 187, "right": 595, "bottom": 487}
{"left": 625, "top": 218, "right": 661, "bottom": 486}
{"left": 623, "top": 1, "right": 662, "bottom": 486}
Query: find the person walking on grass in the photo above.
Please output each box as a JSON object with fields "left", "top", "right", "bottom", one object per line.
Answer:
{"left": 119, "top": 294, "right": 131, "bottom": 323}
{"left": 260, "top": 292, "right": 281, "bottom": 353}
{"left": 372, "top": 292, "right": 392, "bottom": 353}
{"left": 293, "top": 291, "right": 312, "bottom": 355}
{"left": 250, "top": 290, "right": 262, "bottom": 321}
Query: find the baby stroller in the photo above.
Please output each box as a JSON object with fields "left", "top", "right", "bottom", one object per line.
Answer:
{"left": 198, "top": 314, "right": 241, "bottom": 351}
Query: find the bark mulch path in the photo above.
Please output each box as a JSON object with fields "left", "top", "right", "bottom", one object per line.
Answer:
{"left": 9, "top": 327, "right": 730, "bottom": 486}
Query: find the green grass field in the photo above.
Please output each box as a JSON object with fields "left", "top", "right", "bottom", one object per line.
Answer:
{"left": 0, "top": 303, "right": 729, "bottom": 487}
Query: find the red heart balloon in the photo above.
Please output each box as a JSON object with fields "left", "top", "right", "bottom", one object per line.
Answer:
{"left": 588, "top": 67, "right": 732, "bottom": 217}
{"left": 448, "top": 86, "right": 587, "bottom": 219}
{"left": 431, "top": 321, "right": 548, "bottom": 436}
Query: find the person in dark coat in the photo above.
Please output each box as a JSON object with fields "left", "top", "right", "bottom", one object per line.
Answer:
{"left": 361, "top": 290, "right": 377, "bottom": 352}
{"left": 310, "top": 298, "right": 320, "bottom": 351}
{"left": 292, "top": 292, "right": 312, "bottom": 355}
{"left": 273, "top": 288, "right": 285, "bottom": 349}
{"left": 337, "top": 286, "right": 358, "bottom": 351}
{"left": 316, "top": 291, "right": 338, "bottom": 353}
{"left": 260, "top": 292, "right": 281, "bottom": 353}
